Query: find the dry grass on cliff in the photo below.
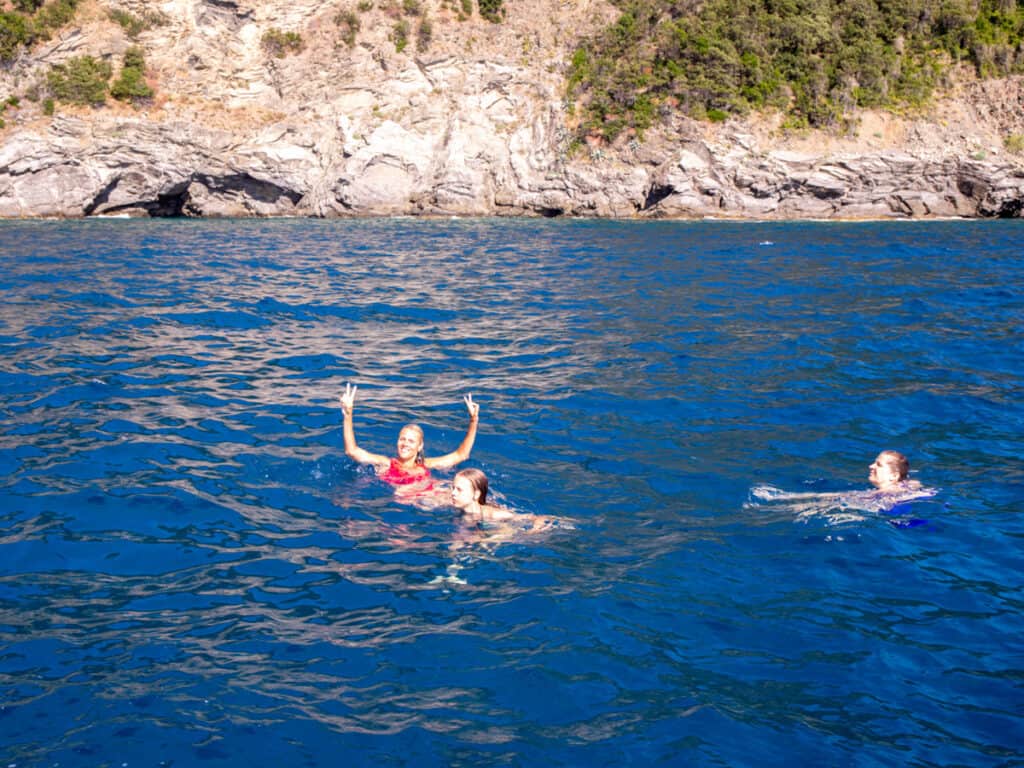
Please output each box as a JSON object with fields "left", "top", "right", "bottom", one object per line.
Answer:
{"left": 742, "top": 73, "right": 1024, "bottom": 161}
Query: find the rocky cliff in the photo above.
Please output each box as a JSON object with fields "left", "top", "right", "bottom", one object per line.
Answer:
{"left": 1, "top": 0, "right": 1023, "bottom": 219}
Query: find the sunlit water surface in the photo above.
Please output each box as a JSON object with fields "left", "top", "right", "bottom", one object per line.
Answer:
{"left": 1, "top": 218, "right": 1022, "bottom": 766}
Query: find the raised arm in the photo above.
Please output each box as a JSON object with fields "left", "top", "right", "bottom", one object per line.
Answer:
{"left": 340, "top": 383, "right": 389, "bottom": 468}
{"left": 424, "top": 394, "right": 479, "bottom": 470}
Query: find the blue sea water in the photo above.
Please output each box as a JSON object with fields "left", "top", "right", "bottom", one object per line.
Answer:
{"left": 1, "top": 218, "right": 1022, "bottom": 767}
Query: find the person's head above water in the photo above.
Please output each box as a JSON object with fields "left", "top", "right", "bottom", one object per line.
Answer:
{"left": 339, "top": 382, "right": 479, "bottom": 475}
{"left": 397, "top": 424, "right": 425, "bottom": 465}
{"left": 869, "top": 450, "right": 910, "bottom": 490}
{"left": 452, "top": 468, "right": 489, "bottom": 511}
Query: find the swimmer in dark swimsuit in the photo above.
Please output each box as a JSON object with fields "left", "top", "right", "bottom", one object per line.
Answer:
{"left": 868, "top": 450, "right": 933, "bottom": 527}
{"left": 339, "top": 383, "right": 479, "bottom": 495}
{"left": 749, "top": 449, "right": 935, "bottom": 524}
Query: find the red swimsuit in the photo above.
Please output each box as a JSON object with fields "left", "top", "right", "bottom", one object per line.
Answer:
{"left": 379, "top": 458, "right": 434, "bottom": 491}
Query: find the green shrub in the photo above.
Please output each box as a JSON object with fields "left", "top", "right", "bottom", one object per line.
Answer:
{"left": 109, "top": 9, "right": 142, "bottom": 37}
{"left": 460, "top": 0, "right": 472, "bottom": 17}
{"left": 567, "top": 0, "right": 1024, "bottom": 138}
{"left": 35, "top": 0, "right": 79, "bottom": 35}
{"left": 417, "top": 15, "right": 432, "bottom": 50}
{"left": 43, "top": 97, "right": 54, "bottom": 115}
{"left": 477, "top": 0, "right": 503, "bottom": 23}
{"left": 1005, "top": 134, "right": 1024, "bottom": 155}
{"left": 0, "top": 11, "right": 33, "bottom": 63}
{"left": 402, "top": 0, "right": 421, "bottom": 15}
{"left": 357, "top": 0, "right": 373, "bottom": 10}
{"left": 110, "top": 46, "right": 153, "bottom": 103}
{"left": 392, "top": 18, "right": 409, "bottom": 52}
{"left": 110, "top": 66, "right": 152, "bottom": 102}
{"left": 0, "top": 0, "right": 82, "bottom": 61}
{"left": 47, "top": 55, "right": 111, "bottom": 106}
{"left": 123, "top": 45, "right": 145, "bottom": 70}
{"left": 335, "top": 9, "right": 360, "bottom": 47}
{"left": 261, "top": 28, "right": 304, "bottom": 58}
{"left": 108, "top": 9, "right": 161, "bottom": 39}
{"left": 7, "top": 95, "right": 20, "bottom": 107}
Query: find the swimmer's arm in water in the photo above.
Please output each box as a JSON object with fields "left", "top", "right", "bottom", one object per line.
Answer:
{"left": 423, "top": 393, "right": 479, "bottom": 470}
{"left": 339, "top": 383, "right": 390, "bottom": 469}
{"left": 484, "top": 506, "right": 562, "bottom": 532}
{"left": 750, "top": 484, "right": 844, "bottom": 502}
{"left": 484, "top": 504, "right": 517, "bottom": 522}
{"left": 525, "top": 514, "right": 559, "bottom": 533}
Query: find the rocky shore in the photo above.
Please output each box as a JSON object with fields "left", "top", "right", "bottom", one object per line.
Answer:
{"left": 1, "top": 0, "right": 1022, "bottom": 219}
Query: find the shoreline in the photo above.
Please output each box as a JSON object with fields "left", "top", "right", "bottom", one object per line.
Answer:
{"left": 1, "top": 212, "right": 1013, "bottom": 223}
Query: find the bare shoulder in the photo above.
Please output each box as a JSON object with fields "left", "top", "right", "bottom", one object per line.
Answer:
{"left": 483, "top": 505, "right": 517, "bottom": 522}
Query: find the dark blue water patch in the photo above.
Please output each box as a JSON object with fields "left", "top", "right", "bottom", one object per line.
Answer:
{"left": 60, "top": 290, "right": 138, "bottom": 308}
{"left": 0, "top": 440, "right": 45, "bottom": 472}
{"left": 96, "top": 417, "right": 146, "bottom": 434}
{"left": 269, "top": 353, "right": 345, "bottom": 376}
{"left": 166, "top": 309, "right": 274, "bottom": 329}
{"left": 254, "top": 295, "right": 366, "bottom": 322}
{"left": 40, "top": 438, "right": 204, "bottom": 480}
{"left": 25, "top": 322, "right": 83, "bottom": 340}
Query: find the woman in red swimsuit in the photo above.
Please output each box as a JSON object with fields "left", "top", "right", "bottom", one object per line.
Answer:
{"left": 339, "top": 382, "right": 479, "bottom": 495}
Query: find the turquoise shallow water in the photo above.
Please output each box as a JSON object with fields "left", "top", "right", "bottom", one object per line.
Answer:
{"left": 1, "top": 218, "right": 1022, "bottom": 766}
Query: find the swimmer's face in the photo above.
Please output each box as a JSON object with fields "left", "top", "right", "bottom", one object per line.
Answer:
{"left": 869, "top": 454, "right": 899, "bottom": 489}
{"left": 396, "top": 427, "right": 422, "bottom": 460}
{"left": 451, "top": 475, "right": 478, "bottom": 510}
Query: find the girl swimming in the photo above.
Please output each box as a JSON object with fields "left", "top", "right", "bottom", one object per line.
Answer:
{"left": 339, "top": 382, "right": 479, "bottom": 495}
{"left": 451, "top": 468, "right": 556, "bottom": 533}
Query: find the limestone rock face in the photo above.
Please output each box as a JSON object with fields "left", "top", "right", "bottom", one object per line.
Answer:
{"left": 0, "top": 0, "right": 1022, "bottom": 219}
{"left": 644, "top": 144, "right": 1024, "bottom": 219}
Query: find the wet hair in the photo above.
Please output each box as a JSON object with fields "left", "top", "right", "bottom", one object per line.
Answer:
{"left": 455, "top": 468, "right": 489, "bottom": 505}
{"left": 879, "top": 450, "right": 909, "bottom": 480}
{"left": 400, "top": 424, "right": 425, "bottom": 465}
